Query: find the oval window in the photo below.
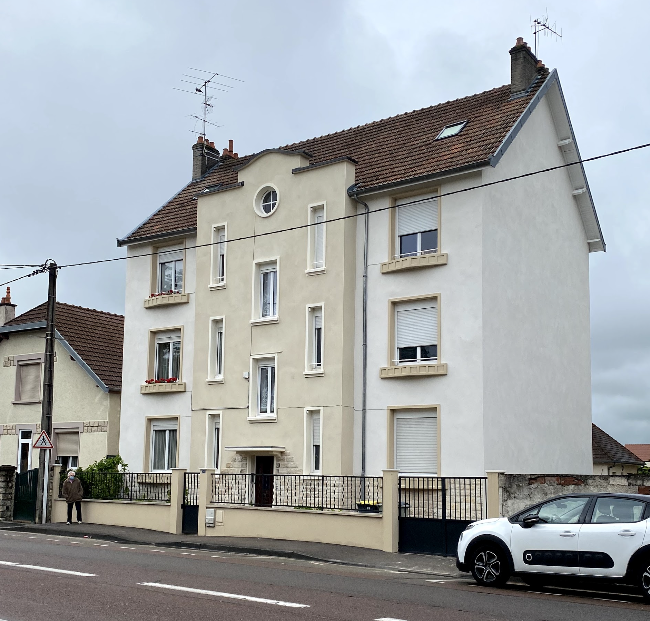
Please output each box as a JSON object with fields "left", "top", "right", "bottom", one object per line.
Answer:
{"left": 261, "top": 190, "right": 278, "bottom": 214}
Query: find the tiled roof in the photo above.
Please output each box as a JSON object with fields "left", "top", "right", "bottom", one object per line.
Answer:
{"left": 122, "top": 70, "right": 550, "bottom": 243}
{"left": 5, "top": 303, "right": 124, "bottom": 391}
{"left": 625, "top": 444, "right": 650, "bottom": 462}
{"left": 592, "top": 424, "right": 644, "bottom": 465}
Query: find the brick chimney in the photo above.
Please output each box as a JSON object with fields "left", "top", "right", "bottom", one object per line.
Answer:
{"left": 192, "top": 136, "right": 221, "bottom": 180}
{"left": 509, "top": 37, "right": 540, "bottom": 94}
{"left": 0, "top": 287, "right": 16, "bottom": 326}
{"left": 222, "top": 139, "right": 238, "bottom": 160}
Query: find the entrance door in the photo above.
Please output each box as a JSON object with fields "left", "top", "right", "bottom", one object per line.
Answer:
{"left": 254, "top": 456, "right": 274, "bottom": 507}
{"left": 14, "top": 468, "right": 38, "bottom": 522}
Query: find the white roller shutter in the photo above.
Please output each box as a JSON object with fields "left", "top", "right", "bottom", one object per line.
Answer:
{"left": 396, "top": 195, "right": 438, "bottom": 236}
{"left": 157, "top": 245, "right": 183, "bottom": 262}
{"left": 312, "top": 412, "right": 321, "bottom": 445}
{"left": 396, "top": 304, "right": 437, "bottom": 348}
{"left": 313, "top": 309, "right": 322, "bottom": 330}
{"left": 395, "top": 415, "right": 437, "bottom": 474}
{"left": 56, "top": 432, "right": 80, "bottom": 457}
{"left": 19, "top": 363, "right": 41, "bottom": 401}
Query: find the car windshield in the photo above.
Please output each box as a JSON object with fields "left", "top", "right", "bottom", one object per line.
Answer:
{"left": 517, "top": 497, "right": 590, "bottom": 524}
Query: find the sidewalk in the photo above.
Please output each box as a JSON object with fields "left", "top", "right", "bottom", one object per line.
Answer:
{"left": 1, "top": 521, "right": 462, "bottom": 577}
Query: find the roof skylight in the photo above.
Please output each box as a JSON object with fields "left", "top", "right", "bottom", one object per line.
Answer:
{"left": 436, "top": 121, "right": 467, "bottom": 140}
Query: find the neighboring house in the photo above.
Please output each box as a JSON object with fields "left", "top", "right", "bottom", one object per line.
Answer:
{"left": 592, "top": 424, "right": 644, "bottom": 475}
{"left": 625, "top": 444, "right": 650, "bottom": 467}
{"left": 0, "top": 290, "right": 123, "bottom": 472}
{"left": 117, "top": 38, "right": 603, "bottom": 477}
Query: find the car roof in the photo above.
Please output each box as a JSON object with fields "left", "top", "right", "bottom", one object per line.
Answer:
{"left": 529, "top": 492, "right": 650, "bottom": 504}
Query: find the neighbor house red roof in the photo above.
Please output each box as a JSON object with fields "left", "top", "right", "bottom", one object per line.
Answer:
{"left": 5, "top": 303, "right": 124, "bottom": 391}
{"left": 121, "top": 69, "right": 550, "bottom": 243}
{"left": 625, "top": 444, "right": 650, "bottom": 462}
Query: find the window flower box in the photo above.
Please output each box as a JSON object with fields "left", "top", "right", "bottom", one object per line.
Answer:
{"left": 143, "top": 292, "right": 189, "bottom": 308}
{"left": 140, "top": 380, "right": 186, "bottom": 394}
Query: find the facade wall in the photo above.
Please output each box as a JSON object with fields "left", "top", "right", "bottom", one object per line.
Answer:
{"left": 191, "top": 153, "right": 357, "bottom": 474}
{"left": 0, "top": 331, "right": 117, "bottom": 469}
{"left": 119, "top": 238, "right": 196, "bottom": 472}
{"left": 354, "top": 171, "right": 486, "bottom": 477}
{"left": 481, "top": 96, "right": 593, "bottom": 474}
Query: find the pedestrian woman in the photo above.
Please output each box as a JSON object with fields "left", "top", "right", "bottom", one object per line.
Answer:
{"left": 62, "top": 469, "right": 83, "bottom": 525}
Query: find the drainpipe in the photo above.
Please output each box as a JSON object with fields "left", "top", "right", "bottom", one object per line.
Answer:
{"left": 348, "top": 185, "right": 369, "bottom": 477}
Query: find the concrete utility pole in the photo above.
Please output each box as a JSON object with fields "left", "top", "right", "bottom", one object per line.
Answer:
{"left": 35, "top": 260, "right": 57, "bottom": 524}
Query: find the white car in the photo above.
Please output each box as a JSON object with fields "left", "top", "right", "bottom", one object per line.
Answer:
{"left": 456, "top": 493, "right": 650, "bottom": 601}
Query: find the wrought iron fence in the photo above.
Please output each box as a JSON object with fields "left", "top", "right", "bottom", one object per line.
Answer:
{"left": 59, "top": 471, "right": 172, "bottom": 503}
{"left": 398, "top": 477, "right": 487, "bottom": 521}
{"left": 183, "top": 472, "right": 200, "bottom": 505}
{"left": 211, "top": 474, "right": 383, "bottom": 512}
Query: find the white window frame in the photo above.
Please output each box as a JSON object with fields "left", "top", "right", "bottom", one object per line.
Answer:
{"left": 210, "top": 224, "right": 227, "bottom": 289}
{"left": 154, "top": 331, "right": 182, "bottom": 380}
{"left": 306, "top": 202, "right": 326, "bottom": 273}
{"left": 204, "top": 412, "right": 221, "bottom": 471}
{"left": 304, "top": 408, "right": 323, "bottom": 474}
{"left": 207, "top": 317, "right": 225, "bottom": 382}
{"left": 150, "top": 419, "right": 178, "bottom": 472}
{"left": 14, "top": 359, "right": 42, "bottom": 404}
{"left": 17, "top": 429, "right": 33, "bottom": 473}
{"left": 394, "top": 410, "right": 438, "bottom": 476}
{"left": 251, "top": 258, "right": 280, "bottom": 324}
{"left": 157, "top": 245, "right": 184, "bottom": 294}
{"left": 305, "top": 304, "right": 324, "bottom": 375}
{"left": 249, "top": 355, "right": 278, "bottom": 421}
{"left": 394, "top": 299, "right": 438, "bottom": 365}
{"left": 394, "top": 194, "right": 439, "bottom": 260}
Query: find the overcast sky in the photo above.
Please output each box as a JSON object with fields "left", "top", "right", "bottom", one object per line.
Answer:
{"left": 1, "top": 1, "right": 648, "bottom": 444}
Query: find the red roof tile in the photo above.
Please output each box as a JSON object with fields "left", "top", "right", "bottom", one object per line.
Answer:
{"left": 625, "top": 444, "right": 650, "bottom": 462}
{"left": 122, "top": 71, "right": 550, "bottom": 243}
{"left": 5, "top": 303, "right": 124, "bottom": 391}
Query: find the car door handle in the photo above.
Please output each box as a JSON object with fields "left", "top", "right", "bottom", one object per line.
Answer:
{"left": 560, "top": 531, "right": 576, "bottom": 537}
{"left": 618, "top": 530, "right": 636, "bottom": 537}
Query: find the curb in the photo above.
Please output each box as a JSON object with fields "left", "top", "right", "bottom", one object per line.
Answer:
{"left": 3, "top": 523, "right": 461, "bottom": 578}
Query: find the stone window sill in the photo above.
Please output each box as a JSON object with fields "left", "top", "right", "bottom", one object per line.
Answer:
{"left": 140, "top": 382, "right": 187, "bottom": 394}
{"left": 379, "top": 363, "right": 448, "bottom": 378}
{"left": 144, "top": 293, "right": 190, "bottom": 308}
{"left": 12, "top": 400, "right": 41, "bottom": 405}
{"left": 206, "top": 377, "right": 224, "bottom": 385}
{"left": 247, "top": 415, "right": 277, "bottom": 423}
{"left": 304, "top": 370, "right": 324, "bottom": 378}
{"left": 250, "top": 317, "right": 279, "bottom": 326}
{"left": 380, "top": 253, "right": 448, "bottom": 274}
{"left": 305, "top": 267, "right": 327, "bottom": 276}
{"left": 209, "top": 282, "right": 226, "bottom": 291}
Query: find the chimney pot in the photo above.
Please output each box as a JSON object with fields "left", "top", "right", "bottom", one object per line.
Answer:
{"left": 197, "top": 135, "right": 204, "bottom": 143}
{"left": 0, "top": 286, "right": 16, "bottom": 326}
{"left": 516, "top": 37, "right": 524, "bottom": 46}
{"left": 229, "top": 139, "right": 234, "bottom": 152}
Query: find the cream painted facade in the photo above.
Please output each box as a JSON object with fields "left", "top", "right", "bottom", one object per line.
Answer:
{"left": 0, "top": 330, "right": 120, "bottom": 471}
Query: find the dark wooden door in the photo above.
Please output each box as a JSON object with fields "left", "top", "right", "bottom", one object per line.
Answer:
{"left": 14, "top": 468, "right": 38, "bottom": 522}
{"left": 254, "top": 456, "right": 274, "bottom": 507}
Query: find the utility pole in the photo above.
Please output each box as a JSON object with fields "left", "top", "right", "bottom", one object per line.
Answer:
{"left": 35, "top": 260, "right": 57, "bottom": 524}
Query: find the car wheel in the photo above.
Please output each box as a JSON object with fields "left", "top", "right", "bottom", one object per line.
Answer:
{"left": 470, "top": 545, "right": 510, "bottom": 587}
{"left": 638, "top": 558, "right": 650, "bottom": 603}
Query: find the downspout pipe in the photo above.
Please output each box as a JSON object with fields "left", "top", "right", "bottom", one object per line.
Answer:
{"left": 348, "top": 184, "right": 369, "bottom": 478}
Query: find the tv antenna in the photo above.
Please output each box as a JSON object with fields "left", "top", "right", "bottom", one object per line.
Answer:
{"left": 531, "top": 13, "right": 562, "bottom": 57}
{"left": 174, "top": 68, "right": 243, "bottom": 141}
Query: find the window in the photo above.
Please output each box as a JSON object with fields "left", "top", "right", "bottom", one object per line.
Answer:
{"left": 309, "top": 204, "right": 325, "bottom": 270}
{"left": 15, "top": 361, "right": 41, "bottom": 403}
{"left": 435, "top": 121, "right": 467, "bottom": 140}
{"left": 157, "top": 246, "right": 184, "bottom": 294}
{"left": 395, "top": 411, "right": 437, "bottom": 475}
{"left": 213, "top": 419, "right": 221, "bottom": 470}
{"left": 255, "top": 186, "right": 280, "bottom": 217}
{"left": 309, "top": 410, "right": 321, "bottom": 474}
{"left": 55, "top": 432, "right": 80, "bottom": 471}
{"left": 521, "top": 497, "right": 590, "bottom": 524}
{"left": 590, "top": 497, "right": 647, "bottom": 524}
{"left": 151, "top": 420, "right": 177, "bottom": 471}
{"left": 155, "top": 331, "right": 181, "bottom": 380}
{"left": 395, "top": 194, "right": 438, "bottom": 259}
{"left": 261, "top": 190, "right": 278, "bottom": 214}
{"left": 260, "top": 263, "right": 277, "bottom": 318}
{"left": 211, "top": 225, "right": 226, "bottom": 286}
{"left": 306, "top": 305, "right": 323, "bottom": 372}
{"left": 257, "top": 362, "right": 276, "bottom": 417}
{"left": 395, "top": 300, "right": 438, "bottom": 364}
{"left": 209, "top": 318, "right": 224, "bottom": 380}
{"left": 18, "top": 430, "right": 32, "bottom": 473}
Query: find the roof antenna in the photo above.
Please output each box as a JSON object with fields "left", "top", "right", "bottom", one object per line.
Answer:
{"left": 531, "top": 12, "right": 562, "bottom": 58}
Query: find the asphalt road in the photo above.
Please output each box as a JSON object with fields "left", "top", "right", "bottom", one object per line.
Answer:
{"left": 1, "top": 529, "right": 649, "bottom": 621}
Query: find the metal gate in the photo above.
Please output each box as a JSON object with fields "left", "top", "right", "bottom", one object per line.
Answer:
{"left": 181, "top": 472, "right": 200, "bottom": 535}
{"left": 398, "top": 477, "right": 487, "bottom": 556}
{"left": 13, "top": 468, "right": 39, "bottom": 522}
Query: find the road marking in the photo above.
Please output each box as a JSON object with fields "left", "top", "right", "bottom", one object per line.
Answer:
{"left": 0, "top": 560, "right": 95, "bottom": 577}
{"left": 139, "top": 582, "right": 309, "bottom": 608}
{"left": 375, "top": 618, "right": 409, "bottom": 621}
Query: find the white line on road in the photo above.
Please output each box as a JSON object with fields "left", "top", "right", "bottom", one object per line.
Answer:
{"left": 0, "top": 560, "right": 95, "bottom": 577}
{"left": 139, "top": 582, "right": 309, "bottom": 608}
{"left": 375, "top": 618, "right": 409, "bottom": 621}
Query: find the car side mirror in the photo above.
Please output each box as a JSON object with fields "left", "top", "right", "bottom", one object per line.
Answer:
{"left": 521, "top": 515, "right": 541, "bottom": 528}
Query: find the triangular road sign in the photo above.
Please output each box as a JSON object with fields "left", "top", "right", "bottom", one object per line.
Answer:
{"left": 33, "top": 430, "right": 53, "bottom": 450}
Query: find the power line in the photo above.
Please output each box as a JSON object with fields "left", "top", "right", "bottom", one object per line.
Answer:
{"left": 54, "top": 140, "right": 650, "bottom": 271}
{"left": 0, "top": 267, "right": 47, "bottom": 289}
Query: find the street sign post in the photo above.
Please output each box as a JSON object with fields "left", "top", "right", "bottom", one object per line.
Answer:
{"left": 33, "top": 430, "right": 53, "bottom": 523}
{"left": 33, "top": 431, "right": 53, "bottom": 450}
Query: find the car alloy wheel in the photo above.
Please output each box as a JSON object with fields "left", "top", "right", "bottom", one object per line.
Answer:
{"left": 475, "top": 550, "right": 501, "bottom": 583}
{"left": 640, "top": 561, "right": 650, "bottom": 602}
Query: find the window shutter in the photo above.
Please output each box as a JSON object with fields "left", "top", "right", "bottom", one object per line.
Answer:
{"left": 396, "top": 304, "right": 437, "bottom": 348}
{"left": 155, "top": 331, "right": 181, "bottom": 344}
{"left": 396, "top": 196, "right": 438, "bottom": 236}
{"left": 312, "top": 413, "right": 321, "bottom": 445}
{"left": 56, "top": 432, "right": 80, "bottom": 457}
{"left": 313, "top": 209, "right": 324, "bottom": 267}
{"left": 158, "top": 246, "right": 183, "bottom": 262}
{"left": 395, "top": 416, "right": 437, "bottom": 474}
{"left": 19, "top": 363, "right": 41, "bottom": 401}
{"left": 313, "top": 309, "right": 322, "bottom": 330}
